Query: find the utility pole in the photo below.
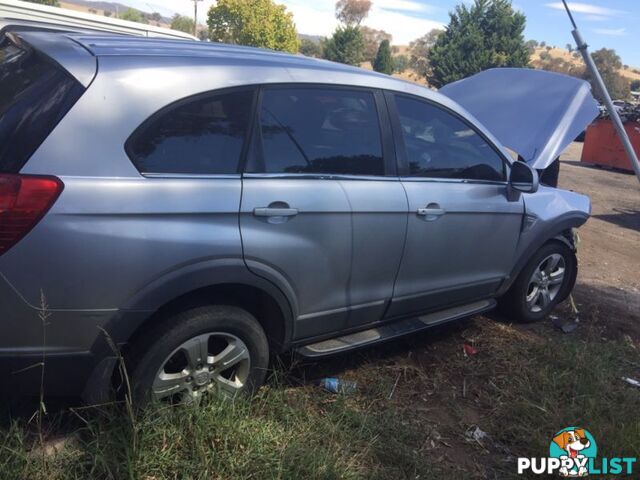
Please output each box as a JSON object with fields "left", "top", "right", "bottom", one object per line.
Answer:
{"left": 562, "top": 0, "right": 640, "bottom": 184}
{"left": 191, "top": 0, "right": 202, "bottom": 37}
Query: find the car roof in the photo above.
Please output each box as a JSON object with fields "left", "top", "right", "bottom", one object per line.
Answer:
{"left": 70, "top": 34, "right": 385, "bottom": 77}
{"left": 7, "top": 30, "right": 516, "bottom": 166}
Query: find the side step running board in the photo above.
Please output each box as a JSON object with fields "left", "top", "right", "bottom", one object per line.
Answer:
{"left": 297, "top": 299, "right": 495, "bottom": 358}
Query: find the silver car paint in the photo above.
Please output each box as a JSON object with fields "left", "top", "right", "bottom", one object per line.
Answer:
{"left": 0, "top": 34, "right": 591, "bottom": 386}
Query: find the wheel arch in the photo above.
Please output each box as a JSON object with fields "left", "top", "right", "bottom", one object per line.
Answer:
{"left": 104, "top": 259, "right": 296, "bottom": 353}
{"left": 498, "top": 213, "right": 587, "bottom": 296}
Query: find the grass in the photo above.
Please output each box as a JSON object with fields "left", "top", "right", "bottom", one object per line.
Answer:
{"left": 1, "top": 303, "right": 639, "bottom": 480}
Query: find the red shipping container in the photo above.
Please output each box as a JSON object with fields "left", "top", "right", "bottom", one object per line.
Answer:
{"left": 581, "top": 119, "right": 639, "bottom": 172}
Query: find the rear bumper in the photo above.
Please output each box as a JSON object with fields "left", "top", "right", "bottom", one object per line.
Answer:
{"left": 0, "top": 273, "right": 146, "bottom": 400}
{"left": 0, "top": 350, "right": 100, "bottom": 398}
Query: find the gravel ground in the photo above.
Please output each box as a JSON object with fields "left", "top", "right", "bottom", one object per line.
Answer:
{"left": 559, "top": 142, "right": 640, "bottom": 333}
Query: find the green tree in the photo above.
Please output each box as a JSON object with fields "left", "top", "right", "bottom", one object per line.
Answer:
{"left": 373, "top": 39, "right": 393, "bottom": 74}
{"left": 393, "top": 54, "right": 409, "bottom": 73}
{"left": 322, "top": 26, "right": 364, "bottom": 66}
{"left": 299, "top": 38, "right": 323, "bottom": 58}
{"left": 361, "top": 27, "right": 392, "bottom": 64}
{"left": 23, "top": 0, "right": 59, "bottom": 6}
{"left": 428, "top": 0, "right": 529, "bottom": 88}
{"left": 583, "top": 48, "right": 631, "bottom": 102}
{"left": 120, "top": 7, "right": 148, "bottom": 24}
{"left": 171, "top": 14, "right": 195, "bottom": 34}
{"left": 409, "top": 29, "right": 443, "bottom": 80}
{"left": 207, "top": 0, "right": 299, "bottom": 53}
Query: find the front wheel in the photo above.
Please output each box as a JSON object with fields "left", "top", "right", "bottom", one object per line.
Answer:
{"left": 129, "top": 305, "right": 269, "bottom": 406}
{"left": 499, "top": 242, "right": 577, "bottom": 323}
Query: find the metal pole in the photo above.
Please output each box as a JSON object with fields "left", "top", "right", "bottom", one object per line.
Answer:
{"left": 562, "top": 0, "right": 640, "bottom": 183}
{"left": 193, "top": 0, "right": 197, "bottom": 37}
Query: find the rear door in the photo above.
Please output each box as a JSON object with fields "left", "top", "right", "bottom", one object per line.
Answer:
{"left": 386, "top": 93, "right": 524, "bottom": 318}
{"left": 241, "top": 85, "right": 407, "bottom": 339}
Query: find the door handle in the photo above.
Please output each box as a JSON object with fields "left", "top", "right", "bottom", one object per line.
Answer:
{"left": 253, "top": 206, "right": 299, "bottom": 217}
{"left": 417, "top": 203, "right": 445, "bottom": 220}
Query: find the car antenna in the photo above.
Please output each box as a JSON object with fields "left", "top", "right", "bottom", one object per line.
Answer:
{"left": 562, "top": 0, "right": 640, "bottom": 184}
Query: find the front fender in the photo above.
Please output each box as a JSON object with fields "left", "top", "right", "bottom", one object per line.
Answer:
{"left": 498, "top": 186, "right": 590, "bottom": 295}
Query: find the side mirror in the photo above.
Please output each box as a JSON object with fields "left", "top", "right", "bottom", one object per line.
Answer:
{"left": 509, "top": 161, "right": 539, "bottom": 193}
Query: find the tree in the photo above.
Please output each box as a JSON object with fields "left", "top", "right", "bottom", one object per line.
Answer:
{"left": 583, "top": 48, "right": 631, "bottom": 102}
{"left": 207, "top": 0, "right": 299, "bottom": 53}
{"left": 361, "top": 27, "right": 392, "bottom": 64}
{"left": 566, "top": 43, "right": 573, "bottom": 53}
{"left": 120, "top": 8, "right": 148, "bottom": 24}
{"left": 372, "top": 39, "right": 393, "bottom": 74}
{"left": 335, "top": 0, "right": 371, "bottom": 26}
{"left": 103, "top": 10, "right": 112, "bottom": 17}
{"left": 323, "top": 26, "right": 364, "bottom": 66}
{"left": 299, "top": 38, "right": 323, "bottom": 58}
{"left": 408, "top": 29, "right": 443, "bottom": 80}
{"left": 525, "top": 39, "right": 538, "bottom": 55}
{"left": 23, "top": 0, "right": 59, "bottom": 6}
{"left": 393, "top": 54, "right": 409, "bottom": 73}
{"left": 171, "top": 14, "right": 195, "bottom": 34}
{"left": 427, "top": 0, "right": 529, "bottom": 88}
{"left": 150, "top": 12, "right": 162, "bottom": 24}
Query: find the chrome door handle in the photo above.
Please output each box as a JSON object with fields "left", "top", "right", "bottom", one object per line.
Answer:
{"left": 253, "top": 207, "right": 299, "bottom": 217}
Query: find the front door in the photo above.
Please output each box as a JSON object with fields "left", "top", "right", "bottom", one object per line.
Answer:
{"left": 241, "top": 85, "right": 406, "bottom": 339}
{"left": 386, "top": 93, "right": 524, "bottom": 318}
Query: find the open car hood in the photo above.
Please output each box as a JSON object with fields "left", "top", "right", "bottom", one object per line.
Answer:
{"left": 439, "top": 68, "right": 599, "bottom": 170}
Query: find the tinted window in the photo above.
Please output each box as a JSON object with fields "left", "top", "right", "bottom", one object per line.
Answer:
{"left": 0, "top": 34, "right": 84, "bottom": 173}
{"left": 128, "top": 89, "right": 254, "bottom": 174}
{"left": 250, "top": 87, "right": 384, "bottom": 176}
{"left": 395, "top": 95, "right": 505, "bottom": 181}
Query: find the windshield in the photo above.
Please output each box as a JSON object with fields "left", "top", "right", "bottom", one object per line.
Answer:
{"left": 0, "top": 33, "right": 84, "bottom": 173}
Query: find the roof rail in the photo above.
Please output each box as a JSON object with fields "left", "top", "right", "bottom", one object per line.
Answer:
{"left": 0, "top": 0, "right": 197, "bottom": 40}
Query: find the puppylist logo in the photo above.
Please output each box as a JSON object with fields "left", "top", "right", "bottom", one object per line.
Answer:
{"left": 517, "top": 427, "right": 637, "bottom": 477}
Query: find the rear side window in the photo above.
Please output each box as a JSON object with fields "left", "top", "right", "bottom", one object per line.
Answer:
{"left": 395, "top": 95, "right": 506, "bottom": 182}
{"left": 248, "top": 87, "right": 385, "bottom": 176}
{"left": 127, "top": 89, "right": 254, "bottom": 175}
{"left": 0, "top": 34, "right": 84, "bottom": 173}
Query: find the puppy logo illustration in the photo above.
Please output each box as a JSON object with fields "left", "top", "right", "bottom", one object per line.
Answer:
{"left": 549, "top": 427, "right": 597, "bottom": 477}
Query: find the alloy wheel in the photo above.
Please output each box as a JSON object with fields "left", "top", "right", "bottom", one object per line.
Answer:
{"left": 152, "top": 332, "right": 250, "bottom": 404}
{"left": 525, "top": 253, "right": 566, "bottom": 313}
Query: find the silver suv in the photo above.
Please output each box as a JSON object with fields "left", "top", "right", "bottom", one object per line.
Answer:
{"left": 0, "top": 29, "right": 594, "bottom": 405}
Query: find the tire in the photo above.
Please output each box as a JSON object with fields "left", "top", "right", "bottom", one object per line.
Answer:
{"left": 129, "top": 305, "right": 269, "bottom": 406}
{"left": 499, "top": 242, "right": 577, "bottom": 323}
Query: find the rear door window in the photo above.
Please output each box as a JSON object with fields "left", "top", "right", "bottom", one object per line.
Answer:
{"left": 0, "top": 34, "right": 85, "bottom": 173}
{"left": 247, "top": 87, "right": 385, "bottom": 176}
{"left": 126, "top": 89, "right": 255, "bottom": 175}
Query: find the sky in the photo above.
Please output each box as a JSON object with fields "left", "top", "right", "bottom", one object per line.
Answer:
{"left": 122, "top": 0, "right": 640, "bottom": 66}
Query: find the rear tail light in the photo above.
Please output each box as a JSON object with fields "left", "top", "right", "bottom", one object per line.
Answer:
{"left": 0, "top": 174, "right": 64, "bottom": 256}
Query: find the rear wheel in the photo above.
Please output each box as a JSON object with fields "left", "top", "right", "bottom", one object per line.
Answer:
{"left": 500, "top": 242, "right": 577, "bottom": 323}
{"left": 130, "top": 305, "right": 269, "bottom": 406}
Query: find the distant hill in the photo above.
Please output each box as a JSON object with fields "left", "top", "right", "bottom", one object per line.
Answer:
{"left": 531, "top": 46, "right": 640, "bottom": 82}
{"left": 60, "top": 0, "right": 172, "bottom": 25}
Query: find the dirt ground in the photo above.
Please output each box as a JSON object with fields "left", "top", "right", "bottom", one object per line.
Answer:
{"left": 559, "top": 142, "right": 640, "bottom": 338}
